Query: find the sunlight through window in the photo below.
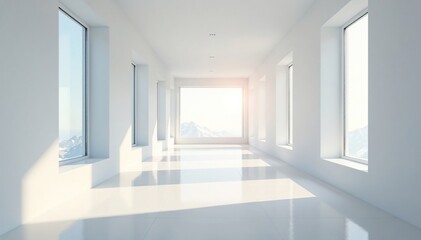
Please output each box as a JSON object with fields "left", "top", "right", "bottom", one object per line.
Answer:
{"left": 344, "top": 13, "right": 368, "bottom": 161}
{"left": 59, "top": 9, "right": 87, "bottom": 161}
{"left": 180, "top": 88, "right": 243, "bottom": 138}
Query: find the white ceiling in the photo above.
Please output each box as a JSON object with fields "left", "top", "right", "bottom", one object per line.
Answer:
{"left": 115, "top": 0, "right": 315, "bottom": 78}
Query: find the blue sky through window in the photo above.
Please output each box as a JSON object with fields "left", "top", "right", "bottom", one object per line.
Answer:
{"left": 58, "top": 10, "right": 86, "bottom": 160}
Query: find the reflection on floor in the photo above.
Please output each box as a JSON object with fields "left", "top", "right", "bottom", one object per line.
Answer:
{"left": 2, "top": 145, "right": 421, "bottom": 240}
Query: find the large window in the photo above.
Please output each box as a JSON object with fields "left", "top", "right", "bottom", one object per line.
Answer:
{"left": 132, "top": 63, "right": 137, "bottom": 146}
{"left": 343, "top": 12, "right": 368, "bottom": 161}
{"left": 59, "top": 9, "right": 87, "bottom": 161}
{"left": 180, "top": 88, "right": 243, "bottom": 138}
{"left": 287, "top": 64, "right": 294, "bottom": 146}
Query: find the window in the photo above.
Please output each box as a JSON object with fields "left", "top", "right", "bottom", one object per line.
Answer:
{"left": 275, "top": 53, "right": 293, "bottom": 147}
{"left": 136, "top": 64, "right": 150, "bottom": 146}
{"left": 287, "top": 64, "right": 294, "bottom": 145}
{"left": 157, "top": 81, "right": 166, "bottom": 140}
{"left": 249, "top": 89, "right": 255, "bottom": 138}
{"left": 258, "top": 78, "right": 266, "bottom": 141}
{"left": 59, "top": 9, "right": 87, "bottom": 161}
{"left": 343, "top": 12, "right": 368, "bottom": 161}
{"left": 132, "top": 63, "right": 137, "bottom": 146}
{"left": 170, "top": 89, "right": 175, "bottom": 138}
{"left": 179, "top": 88, "right": 243, "bottom": 138}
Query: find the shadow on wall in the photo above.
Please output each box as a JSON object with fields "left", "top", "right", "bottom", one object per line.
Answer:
{"left": 0, "top": 136, "right": 59, "bottom": 236}
{"left": 21, "top": 141, "right": 60, "bottom": 224}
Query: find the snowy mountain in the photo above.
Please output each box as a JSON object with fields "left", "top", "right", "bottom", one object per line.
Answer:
{"left": 59, "top": 136, "right": 84, "bottom": 160}
{"left": 347, "top": 126, "right": 368, "bottom": 159}
{"left": 180, "top": 122, "right": 229, "bottom": 137}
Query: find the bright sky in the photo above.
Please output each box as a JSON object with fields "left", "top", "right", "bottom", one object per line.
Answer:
{"left": 59, "top": 11, "right": 85, "bottom": 140}
{"left": 180, "top": 88, "right": 243, "bottom": 136}
{"left": 345, "top": 14, "right": 368, "bottom": 132}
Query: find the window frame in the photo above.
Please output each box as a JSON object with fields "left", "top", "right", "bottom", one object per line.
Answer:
{"left": 157, "top": 82, "right": 160, "bottom": 140}
{"left": 341, "top": 10, "right": 368, "bottom": 164}
{"left": 58, "top": 7, "right": 89, "bottom": 163}
{"left": 132, "top": 63, "right": 137, "bottom": 146}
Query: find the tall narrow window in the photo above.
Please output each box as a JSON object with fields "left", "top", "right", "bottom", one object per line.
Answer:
{"left": 287, "top": 64, "right": 294, "bottom": 146}
{"left": 275, "top": 53, "right": 293, "bottom": 147}
{"left": 344, "top": 13, "right": 368, "bottom": 161}
{"left": 157, "top": 82, "right": 166, "bottom": 140}
{"left": 258, "top": 78, "right": 266, "bottom": 141}
{"left": 59, "top": 9, "right": 87, "bottom": 161}
{"left": 132, "top": 63, "right": 137, "bottom": 146}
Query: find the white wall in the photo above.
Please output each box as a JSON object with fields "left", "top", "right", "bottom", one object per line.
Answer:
{"left": 0, "top": 0, "right": 171, "bottom": 235}
{"left": 249, "top": 0, "right": 421, "bottom": 229}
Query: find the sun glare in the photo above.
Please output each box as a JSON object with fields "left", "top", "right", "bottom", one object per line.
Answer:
{"left": 180, "top": 88, "right": 243, "bottom": 138}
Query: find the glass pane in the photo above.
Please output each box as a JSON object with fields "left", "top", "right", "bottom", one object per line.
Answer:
{"left": 344, "top": 14, "right": 368, "bottom": 160}
{"left": 157, "top": 82, "right": 166, "bottom": 140}
{"left": 288, "top": 65, "right": 293, "bottom": 145}
{"left": 180, "top": 88, "right": 243, "bottom": 138}
{"left": 59, "top": 11, "right": 86, "bottom": 160}
{"left": 258, "top": 81, "right": 266, "bottom": 140}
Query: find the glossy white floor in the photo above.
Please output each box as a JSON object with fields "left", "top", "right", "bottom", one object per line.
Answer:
{"left": 2, "top": 145, "right": 421, "bottom": 240}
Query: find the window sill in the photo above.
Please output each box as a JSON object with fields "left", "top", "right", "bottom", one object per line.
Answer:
{"left": 277, "top": 144, "right": 293, "bottom": 151}
{"left": 322, "top": 158, "right": 368, "bottom": 172}
{"left": 258, "top": 139, "right": 266, "bottom": 143}
{"left": 59, "top": 157, "right": 109, "bottom": 173}
{"left": 132, "top": 144, "right": 148, "bottom": 149}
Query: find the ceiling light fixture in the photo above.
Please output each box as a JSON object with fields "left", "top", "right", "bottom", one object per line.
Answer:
{"left": 209, "top": 33, "right": 216, "bottom": 37}
{"left": 209, "top": 56, "right": 215, "bottom": 59}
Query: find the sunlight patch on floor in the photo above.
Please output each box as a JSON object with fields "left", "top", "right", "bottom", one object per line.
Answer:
{"left": 139, "top": 159, "right": 271, "bottom": 171}
{"left": 31, "top": 178, "right": 314, "bottom": 223}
